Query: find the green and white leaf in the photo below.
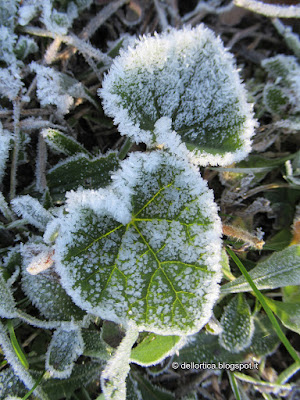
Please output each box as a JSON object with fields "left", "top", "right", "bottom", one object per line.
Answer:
{"left": 130, "top": 333, "right": 186, "bottom": 366}
{"left": 46, "top": 325, "right": 84, "bottom": 379}
{"left": 21, "top": 243, "right": 85, "bottom": 321}
{"left": 219, "top": 294, "right": 254, "bottom": 353}
{"left": 47, "top": 152, "right": 120, "bottom": 200}
{"left": 100, "top": 25, "right": 255, "bottom": 166}
{"left": 82, "top": 328, "right": 113, "bottom": 360}
{"left": 42, "top": 128, "right": 91, "bottom": 157}
{"left": 221, "top": 245, "right": 300, "bottom": 294}
{"left": 55, "top": 151, "right": 222, "bottom": 335}
{"left": 11, "top": 195, "right": 53, "bottom": 231}
{"left": 101, "top": 323, "right": 139, "bottom": 400}
{"left": 264, "top": 296, "right": 300, "bottom": 335}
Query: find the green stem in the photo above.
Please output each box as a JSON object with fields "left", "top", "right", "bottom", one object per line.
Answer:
{"left": 226, "top": 247, "right": 300, "bottom": 364}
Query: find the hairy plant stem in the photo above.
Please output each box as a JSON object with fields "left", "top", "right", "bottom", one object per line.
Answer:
{"left": 9, "top": 99, "right": 21, "bottom": 201}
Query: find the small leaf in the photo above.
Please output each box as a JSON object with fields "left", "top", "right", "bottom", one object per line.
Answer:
{"left": 42, "top": 362, "right": 102, "bottom": 400}
{"left": 264, "top": 297, "right": 300, "bottom": 335}
{"left": 47, "top": 152, "right": 120, "bottom": 200}
{"left": 100, "top": 25, "right": 255, "bottom": 166}
{"left": 82, "top": 328, "right": 113, "bottom": 360}
{"left": 131, "top": 373, "right": 175, "bottom": 400}
{"left": 221, "top": 245, "right": 300, "bottom": 294}
{"left": 55, "top": 151, "right": 222, "bottom": 335}
{"left": 21, "top": 246, "right": 85, "bottom": 321}
{"left": 42, "top": 128, "right": 91, "bottom": 157}
{"left": 219, "top": 294, "right": 254, "bottom": 353}
{"left": 11, "top": 195, "right": 53, "bottom": 231}
{"left": 263, "top": 84, "right": 289, "bottom": 116}
{"left": 46, "top": 326, "right": 84, "bottom": 379}
{"left": 130, "top": 334, "right": 186, "bottom": 366}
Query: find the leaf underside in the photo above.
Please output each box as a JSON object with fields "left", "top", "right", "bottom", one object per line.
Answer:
{"left": 56, "top": 152, "right": 222, "bottom": 335}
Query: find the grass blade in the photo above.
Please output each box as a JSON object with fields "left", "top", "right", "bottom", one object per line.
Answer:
{"left": 7, "top": 320, "right": 29, "bottom": 369}
{"left": 226, "top": 247, "right": 300, "bottom": 364}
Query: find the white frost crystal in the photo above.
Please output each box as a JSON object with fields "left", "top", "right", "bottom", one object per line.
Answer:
{"left": 100, "top": 25, "right": 255, "bottom": 166}
{"left": 55, "top": 151, "right": 222, "bottom": 335}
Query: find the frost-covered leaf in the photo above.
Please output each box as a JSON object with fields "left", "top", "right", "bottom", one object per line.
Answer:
{"left": 0, "top": 127, "right": 12, "bottom": 184}
{"left": 264, "top": 297, "right": 300, "bottom": 335}
{"left": 30, "top": 63, "right": 74, "bottom": 115}
{"left": 263, "top": 84, "right": 289, "bottom": 116}
{"left": 42, "top": 362, "right": 101, "bottom": 400}
{"left": 0, "top": 26, "right": 16, "bottom": 65}
{"left": 0, "top": 0, "right": 18, "bottom": 30}
{"left": 46, "top": 325, "right": 84, "bottom": 378}
{"left": 82, "top": 328, "right": 113, "bottom": 359}
{"left": 101, "top": 323, "right": 139, "bottom": 400}
{"left": 173, "top": 315, "right": 280, "bottom": 365}
{"left": 55, "top": 151, "right": 222, "bottom": 335}
{"left": 47, "top": 152, "right": 120, "bottom": 200}
{"left": 0, "top": 367, "right": 27, "bottom": 399}
{"left": 11, "top": 195, "right": 53, "bottom": 231}
{"left": 219, "top": 294, "right": 254, "bottom": 353}
{"left": 21, "top": 243, "right": 85, "bottom": 321}
{"left": 234, "top": 0, "right": 300, "bottom": 18}
{"left": 221, "top": 245, "right": 300, "bottom": 294}
{"left": 100, "top": 25, "right": 255, "bottom": 166}
{"left": 0, "top": 268, "right": 17, "bottom": 319}
{"left": 261, "top": 55, "right": 300, "bottom": 128}
{"left": 15, "top": 36, "right": 38, "bottom": 60}
{"left": 130, "top": 333, "right": 186, "bottom": 367}
{"left": 42, "top": 128, "right": 91, "bottom": 157}
{"left": 0, "top": 66, "right": 23, "bottom": 101}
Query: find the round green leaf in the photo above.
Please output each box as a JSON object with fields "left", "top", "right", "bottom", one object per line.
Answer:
{"left": 100, "top": 25, "right": 255, "bottom": 166}
{"left": 55, "top": 151, "right": 222, "bottom": 335}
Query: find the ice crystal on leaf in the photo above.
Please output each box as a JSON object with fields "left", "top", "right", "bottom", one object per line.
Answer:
{"left": 55, "top": 151, "right": 222, "bottom": 335}
{"left": 100, "top": 25, "right": 255, "bottom": 166}
{"left": 0, "top": 125, "right": 12, "bottom": 184}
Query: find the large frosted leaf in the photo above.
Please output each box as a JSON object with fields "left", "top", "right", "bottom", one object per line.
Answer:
{"left": 55, "top": 151, "right": 222, "bottom": 335}
{"left": 100, "top": 25, "right": 255, "bottom": 166}
{"left": 219, "top": 294, "right": 254, "bottom": 353}
{"left": 221, "top": 245, "right": 300, "bottom": 294}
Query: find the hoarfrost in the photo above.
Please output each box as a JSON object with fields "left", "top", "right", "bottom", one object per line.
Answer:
{"left": 30, "top": 62, "right": 74, "bottom": 115}
{"left": 46, "top": 325, "right": 84, "bottom": 378}
{"left": 11, "top": 195, "right": 53, "bottom": 231}
{"left": 100, "top": 25, "right": 255, "bottom": 166}
{"left": 55, "top": 151, "right": 222, "bottom": 335}
{"left": 0, "top": 125, "right": 12, "bottom": 184}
